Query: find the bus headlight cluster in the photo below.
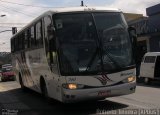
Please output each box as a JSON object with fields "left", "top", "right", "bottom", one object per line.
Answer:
{"left": 122, "top": 76, "right": 136, "bottom": 83}
{"left": 62, "top": 83, "right": 84, "bottom": 90}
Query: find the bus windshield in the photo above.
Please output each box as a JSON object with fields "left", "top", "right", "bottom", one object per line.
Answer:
{"left": 54, "top": 12, "right": 134, "bottom": 75}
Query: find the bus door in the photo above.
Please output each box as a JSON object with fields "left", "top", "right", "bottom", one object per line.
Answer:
{"left": 44, "top": 16, "right": 61, "bottom": 100}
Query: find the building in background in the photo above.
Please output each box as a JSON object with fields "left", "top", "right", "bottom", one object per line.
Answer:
{"left": 126, "top": 3, "right": 160, "bottom": 76}
{"left": 124, "top": 13, "right": 143, "bottom": 22}
{"left": 129, "top": 3, "right": 160, "bottom": 54}
{"left": 146, "top": 4, "right": 160, "bottom": 52}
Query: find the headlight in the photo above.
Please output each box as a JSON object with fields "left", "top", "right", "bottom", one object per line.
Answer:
{"left": 123, "top": 76, "right": 136, "bottom": 83}
{"left": 62, "top": 83, "right": 84, "bottom": 90}
{"left": 68, "top": 84, "right": 77, "bottom": 89}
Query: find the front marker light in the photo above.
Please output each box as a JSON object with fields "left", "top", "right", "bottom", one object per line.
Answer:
{"left": 122, "top": 76, "right": 136, "bottom": 83}
{"left": 128, "top": 76, "right": 136, "bottom": 82}
{"left": 68, "top": 84, "right": 77, "bottom": 89}
{"left": 62, "top": 84, "right": 84, "bottom": 89}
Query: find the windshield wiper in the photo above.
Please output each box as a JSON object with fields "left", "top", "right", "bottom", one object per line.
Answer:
{"left": 85, "top": 47, "right": 99, "bottom": 71}
{"left": 85, "top": 13, "right": 104, "bottom": 72}
{"left": 102, "top": 48, "right": 122, "bottom": 69}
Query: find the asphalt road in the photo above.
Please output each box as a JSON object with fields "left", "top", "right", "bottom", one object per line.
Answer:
{"left": 0, "top": 81, "right": 160, "bottom": 115}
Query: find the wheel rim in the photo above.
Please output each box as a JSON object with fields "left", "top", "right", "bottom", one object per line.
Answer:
{"left": 145, "top": 78, "right": 149, "bottom": 83}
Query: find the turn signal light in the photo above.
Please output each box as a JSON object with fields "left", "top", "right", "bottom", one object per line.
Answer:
{"left": 128, "top": 76, "right": 136, "bottom": 82}
{"left": 68, "top": 84, "right": 77, "bottom": 89}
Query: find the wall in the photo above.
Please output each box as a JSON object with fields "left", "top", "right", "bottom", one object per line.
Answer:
{"left": 149, "top": 36, "right": 160, "bottom": 52}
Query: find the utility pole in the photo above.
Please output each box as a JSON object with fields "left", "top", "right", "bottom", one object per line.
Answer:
{"left": 12, "top": 27, "right": 17, "bottom": 35}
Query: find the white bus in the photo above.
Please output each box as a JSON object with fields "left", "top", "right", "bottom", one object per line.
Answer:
{"left": 11, "top": 7, "right": 136, "bottom": 103}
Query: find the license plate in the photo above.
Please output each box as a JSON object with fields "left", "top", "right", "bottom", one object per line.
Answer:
{"left": 98, "top": 90, "right": 111, "bottom": 96}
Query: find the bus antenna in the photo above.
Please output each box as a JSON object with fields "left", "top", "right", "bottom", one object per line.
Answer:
{"left": 81, "top": 1, "right": 84, "bottom": 6}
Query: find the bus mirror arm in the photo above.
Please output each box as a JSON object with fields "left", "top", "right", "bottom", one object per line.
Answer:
{"left": 128, "top": 26, "right": 137, "bottom": 64}
{"left": 48, "top": 24, "right": 57, "bottom": 51}
{"left": 128, "top": 26, "right": 137, "bottom": 38}
{"left": 48, "top": 25, "right": 55, "bottom": 40}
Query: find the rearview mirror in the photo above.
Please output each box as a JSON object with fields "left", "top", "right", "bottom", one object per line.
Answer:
{"left": 48, "top": 24, "right": 55, "bottom": 40}
{"left": 128, "top": 26, "right": 137, "bottom": 65}
{"left": 128, "top": 26, "right": 137, "bottom": 39}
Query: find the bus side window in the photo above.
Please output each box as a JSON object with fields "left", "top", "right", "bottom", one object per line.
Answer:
{"left": 11, "top": 38, "right": 14, "bottom": 53}
{"left": 27, "top": 29, "right": 31, "bottom": 48}
{"left": 44, "top": 16, "right": 52, "bottom": 50}
{"left": 30, "top": 26, "right": 36, "bottom": 48}
{"left": 24, "top": 31, "right": 28, "bottom": 49}
{"left": 36, "top": 20, "right": 43, "bottom": 47}
{"left": 19, "top": 34, "right": 24, "bottom": 50}
{"left": 15, "top": 37, "right": 18, "bottom": 51}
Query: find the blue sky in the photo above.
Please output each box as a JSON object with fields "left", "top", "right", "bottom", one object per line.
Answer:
{"left": 0, "top": 0, "right": 160, "bottom": 52}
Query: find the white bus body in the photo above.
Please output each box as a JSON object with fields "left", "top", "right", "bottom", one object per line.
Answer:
{"left": 11, "top": 7, "right": 136, "bottom": 103}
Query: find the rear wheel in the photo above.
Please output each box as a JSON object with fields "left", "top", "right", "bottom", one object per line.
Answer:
{"left": 19, "top": 73, "right": 26, "bottom": 91}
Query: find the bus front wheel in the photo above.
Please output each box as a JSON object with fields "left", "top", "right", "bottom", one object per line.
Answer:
{"left": 40, "top": 78, "right": 49, "bottom": 99}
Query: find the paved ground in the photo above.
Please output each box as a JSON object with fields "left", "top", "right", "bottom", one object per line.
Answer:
{"left": 0, "top": 81, "right": 160, "bottom": 115}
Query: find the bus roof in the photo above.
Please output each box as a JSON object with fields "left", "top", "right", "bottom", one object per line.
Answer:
{"left": 11, "top": 7, "right": 121, "bottom": 39}
{"left": 50, "top": 7, "right": 120, "bottom": 13}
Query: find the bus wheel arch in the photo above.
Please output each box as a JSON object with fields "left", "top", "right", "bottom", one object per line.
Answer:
{"left": 40, "top": 76, "right": 48, "bottom": 98}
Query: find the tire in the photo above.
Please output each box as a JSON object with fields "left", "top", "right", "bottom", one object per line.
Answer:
{"left": 144, "top": 77, "right": 151, "bottom": 85}
{"left": 40, "top": 78, "right": 53, "bottom": 103}
{"left": 41, "top": 78, "right": 49, "bottom": 98}
{"left": 1, "top": 76, "right": 6, "bottom": 82}
{"left": 19, "top": 74, "right": 26, "bottom": 91}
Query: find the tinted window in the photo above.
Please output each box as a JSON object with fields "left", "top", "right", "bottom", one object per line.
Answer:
{"left": 24, "top": 31, "right": 28, "bottom": 49}
{"left": 55, "top": 13, "right": 133, "bottom": 75}
{"left": 144, "top": 56, "right": 156, "bottom": 63}
{"left": 44, "top": 16, "right": 52, "bottom": 52}
{"left": 27, "top": 29, "right": 31, "bottom": 48}
{"left": 44, "top": 16, "right": 52, "bottom": 40}
{"left": 15, "top": 37, "right": 18, "bottom": 51}
{"left": 36, "top": 21, "right": 43, "bottom": 47}
{"left": 11, "top": 38, "right": 15, "bottom": 52}
{"left": 30, "top": 26, "right": 36, "bottom": 48}
{"left": 19, "top": 34, "right": 24, "bottom": 50}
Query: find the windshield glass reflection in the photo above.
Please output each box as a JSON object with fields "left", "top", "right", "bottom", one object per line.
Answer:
{"left": 54, "top": 12, "right": 134, "bottom": 75}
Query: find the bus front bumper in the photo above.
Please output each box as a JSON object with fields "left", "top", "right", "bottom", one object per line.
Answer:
{"left": 62, "top": 81, "right": 136, "bottom": 103}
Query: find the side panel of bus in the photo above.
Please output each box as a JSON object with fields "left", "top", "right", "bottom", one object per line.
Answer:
{"left": 11, "top": 13, "right": 65, "bottom": 101}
